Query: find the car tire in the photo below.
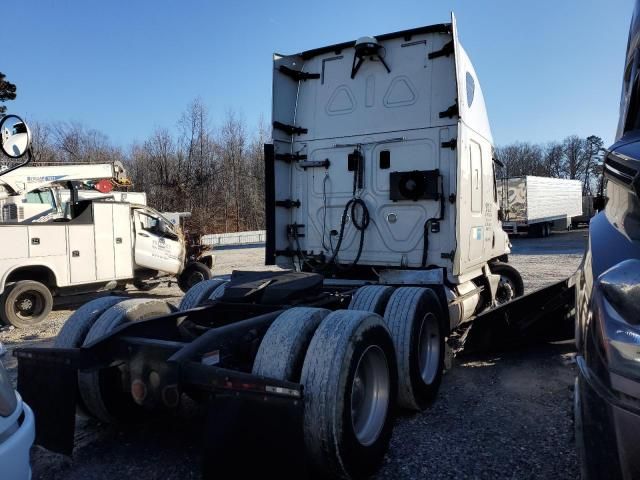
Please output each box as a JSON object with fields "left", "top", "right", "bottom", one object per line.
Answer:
{"left": 78, "top": 298, "right": 173, "bottom": 423}
{"left": 348, "top": 285, "right": 395, "bottom": 315}
{"left": 301, "top": 309, "right": 397, "bottom": 479}
{"left": 384, "top": 287, "right": 445, "bottom": 411}
{"left": 252, "top": 307, "right": 330, "bottom": 381}
{"left": 0, "top": 280, "right": 53, "bottom": 328}
{"left": 178, "top": 262, "right": 213, "bottom": 293}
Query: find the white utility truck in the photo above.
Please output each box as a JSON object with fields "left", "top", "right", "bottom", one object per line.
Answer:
{"left": 0, "top": 161, "right": 132, "bottom": 222}
{"left": 498, "top": 175, "right": 582, "bottom": 236}
{"left": 0, "top": 116, "right": 214, "bottom": 327}
{"left": 16, "top": 16, "right": 566, "bottom": 480}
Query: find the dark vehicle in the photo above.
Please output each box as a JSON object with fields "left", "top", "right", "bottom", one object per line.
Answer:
{"left": 574, "top": 3, "right": 640, "bottom": 478}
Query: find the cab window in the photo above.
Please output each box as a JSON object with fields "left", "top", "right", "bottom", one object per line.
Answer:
{"left": 25, "top": 190, "right": 56, "bottom": 207}
{"left": 137, "top": 210, "right": 178, "bottom": 240}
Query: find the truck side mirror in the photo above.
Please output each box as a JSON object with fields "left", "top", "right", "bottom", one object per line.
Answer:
{"left": 0, "top": 115, "right": 31, "bottom": 159}
{"left": 593, "top": 195, "right": 606, "bottom": 212}
{"left": 498, "top": 208, "right": 505, "bottom": 222}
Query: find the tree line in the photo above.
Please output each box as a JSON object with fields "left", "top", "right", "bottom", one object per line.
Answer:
{"left": 495, "top": 135, "right": 605, "bottom": 195}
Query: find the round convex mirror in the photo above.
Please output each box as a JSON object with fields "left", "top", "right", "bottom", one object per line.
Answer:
{"left": 0, "top": 115, "right": 31, "bottom": 158}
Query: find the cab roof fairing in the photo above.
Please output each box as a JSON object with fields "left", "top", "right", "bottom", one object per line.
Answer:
{"left": 272, "top": 19, "right": 493, "bottom": 146}
{"left": 456, "top": 43, "right": 494, "bottom": 146}
{"left": 282, "top": 23, "right": 452, "bottom": 60}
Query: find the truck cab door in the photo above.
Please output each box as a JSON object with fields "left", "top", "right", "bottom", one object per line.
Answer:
{"left": 133, "top": 208, "right": 184, "bottom": 275}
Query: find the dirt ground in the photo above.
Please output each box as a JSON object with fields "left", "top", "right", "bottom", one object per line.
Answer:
{"left": 0, "top": 230, "right": 587, "bottom": 479}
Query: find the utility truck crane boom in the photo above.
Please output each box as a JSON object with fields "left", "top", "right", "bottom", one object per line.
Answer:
{"left": 0, "top": 161, "right": 129, "bottom": 198}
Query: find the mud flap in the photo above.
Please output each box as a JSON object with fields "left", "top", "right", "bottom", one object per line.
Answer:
{"left": 17, "top": 354, "right": 78, "bottom": 454}
{"left": 202, "top": 393, "right": 306, "bottom": 478}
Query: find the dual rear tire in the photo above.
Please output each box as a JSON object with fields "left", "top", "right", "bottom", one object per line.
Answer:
{"left": 349, "top": 285, "right": 446, "bottom": 410}
{"left": 253, "top": 284, "right": 446, "bottom": 478}
{"left": 55, "top": 296, "right": 173, "bottom": 423}
{"left": 253, "top": 307, "right": 397, "bottom": 479}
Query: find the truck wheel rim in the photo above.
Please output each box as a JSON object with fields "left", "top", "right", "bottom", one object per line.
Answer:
{"left": 496, "top": 277, "right": 515, "bottom": 304}
{"left": 418, "top": 312, "right": 440, "bottom": 384}
{"left": 350, "top": 345, "right": 390, "bottom": 446}
{"left": 15, "top": 292, "right": 44, "bottom": 319}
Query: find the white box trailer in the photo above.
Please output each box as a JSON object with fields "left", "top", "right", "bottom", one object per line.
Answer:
{"left": 498, "top": 176, "right": 582, "bottom": 236}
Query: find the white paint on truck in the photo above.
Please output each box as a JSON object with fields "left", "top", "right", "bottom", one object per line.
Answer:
{"left": 271, "top": 14, "right": 510, "bottom": 284}
{"left": 0, "top": 202, "right": 186, "bottom": 295}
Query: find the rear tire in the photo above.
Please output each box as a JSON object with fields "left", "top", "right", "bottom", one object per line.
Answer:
{"left": 384, "top": 287, "right": 445, "bottom": 411}
{"left": 301, "top": 310, "right": 397, "bottom": 479}
{"left": 55, "top": 296, "right": 127, "bottom": 348}
{"left": 0, "top": 280, "right": 53, "bottom": 328}
{"left": 78, "top": 298, "right": 173, "bottom": 423}
{"left": 348, "top": 285, "right": 394, "bottom": 315}
{"left": 490, "top": 262, "right": 525, "bottom": 305}
{"left": 252, "top": 307, "right": 329, "bottom": 381}
{"left": 55, "top": 296, "right": 127, "bottom": 415}
{"left": 178, "top": 262, "right": 213, "bottom": 293}
{"left": 178, "top": 278, "right": 226, "bottom": 311}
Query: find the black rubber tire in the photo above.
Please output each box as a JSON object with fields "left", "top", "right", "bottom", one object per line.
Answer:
{"left": 252, "top": 307, "right": 330, "bottom": 382}
{"left": 208, "top": 280, "right": 228, "bottom": 300}
{"left": 178, "top": 278, "right": 226, "bottom": 311}
{"left": 78, "top": 298, "right": 173, "bottom": 423}
{"left": 301, "top": 310, "right": 397, "bottom": 479}
{"left": 383, "top": 287, "right": 445, "bottom": 411}
{"left": 348, "top": 285, "right": 395, "bottom": 315}
{"left": 490, "top": 262, "right": 525, "bottom": 303}
{"left": 178, "top": 262, "right": 213, "bottom": 293}
{"left": 54, "top": 296, "right": 127, "bottom": 416}
{"left": 55, "top": 296, "right": 127, "bottom": 348}
{"left": 132, "top": 279, "right": 158, "bottom": 291}
{"left": 0, "top": 280, "right": 53, "bottom": 328}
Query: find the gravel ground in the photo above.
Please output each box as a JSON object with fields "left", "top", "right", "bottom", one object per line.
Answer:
{"left": 0, "top": 231, "right": 586, "bottom": 479}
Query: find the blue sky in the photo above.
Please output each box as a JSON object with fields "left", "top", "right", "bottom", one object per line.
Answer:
{"left": 2, "top": 0, "right": 634, "bottom": 148}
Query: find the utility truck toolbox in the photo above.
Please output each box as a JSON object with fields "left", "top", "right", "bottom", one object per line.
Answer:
{"left": 12, "top": 15, "right": 574, "bottom": 480}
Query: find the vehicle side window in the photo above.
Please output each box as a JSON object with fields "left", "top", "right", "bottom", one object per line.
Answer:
{"left": 466, "top": 72, "right": 475, "bottom": 108}
{"left": 137, "top": 210, "right": 178, "bottom": 240}
{"left": 25, "top": 190, "right": 55, "bottom": 207}
{"left": 138, "top": 212, "right": 160, "bottom": 233}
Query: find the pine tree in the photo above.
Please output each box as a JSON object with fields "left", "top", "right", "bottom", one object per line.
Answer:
{"left": 0, "top": 72, "right": 17, "bottom": 114}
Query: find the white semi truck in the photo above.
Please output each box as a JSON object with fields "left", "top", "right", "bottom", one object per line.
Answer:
{"left": 15, "top": 15, "right": 575, "bottom": 480}
{"left": 0, "top": 116, "right": 215, "bottom": 327}
{"left": 498, "top": 175, "right": 582, "bottom": 236}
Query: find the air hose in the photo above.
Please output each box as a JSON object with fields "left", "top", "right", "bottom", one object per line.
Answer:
{"left": 326, "top": 197, "right": 370, "bottom": 269}
{"left": 319, "top": 146, "right": 370, "bottom": 271}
